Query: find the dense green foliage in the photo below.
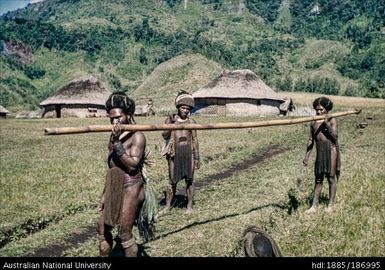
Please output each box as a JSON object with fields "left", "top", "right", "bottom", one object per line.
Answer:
{"left": 0, "top": 0, "right": 384, "bottom": 110}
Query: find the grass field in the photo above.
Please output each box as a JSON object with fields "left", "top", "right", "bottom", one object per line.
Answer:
{"left": 0, "top": 94, "right": 384, "bottom": 257}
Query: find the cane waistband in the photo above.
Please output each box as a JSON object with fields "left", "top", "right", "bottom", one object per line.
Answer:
{"left": 123, "top": 171, "right": 143, "bottom": 188}
{"left": 178, "top": 136, "right": 188, "bottom": 143}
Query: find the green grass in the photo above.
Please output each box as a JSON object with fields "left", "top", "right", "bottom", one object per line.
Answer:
{"left": 0, "top": 96, "right": 384, "bottom": 257}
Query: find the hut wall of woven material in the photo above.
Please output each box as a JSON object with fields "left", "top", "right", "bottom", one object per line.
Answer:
{"left": 40, "top": 75, "right": 111, "bottom": 118}
{"left": 192, "top": 70, "right": 284, "bottom": 116}
{"left": 194, "top": 98, "right": 281, "bottom": 116}
{"left": 42, "top": 104, "right": 107, "bottom": 118}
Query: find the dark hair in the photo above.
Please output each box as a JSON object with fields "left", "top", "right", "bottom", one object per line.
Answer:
{"left": 313, "top": 96, "right": 333, "bottom": 111}
{"left": 105, "top": 91, "right": 135, "bottom": 115}
{"left": 243, "top": 226, "right": 282, "bottom": 257}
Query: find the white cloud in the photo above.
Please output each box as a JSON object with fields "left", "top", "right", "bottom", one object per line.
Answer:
{"left": 30, "top": 0, "right": 46, "bottom": 3}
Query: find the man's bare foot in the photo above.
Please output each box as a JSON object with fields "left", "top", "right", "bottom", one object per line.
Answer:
{"left": 186, "top": 208, "right": 194, "bottom": 214}
{"left": 99, "top": 240, "right": 111, "bottom": 257}
{"left": 305, "top": 206, "right": 317, "bottom": 214}
{"left": 158, "top": 207, "right": 170, "bottom": 217}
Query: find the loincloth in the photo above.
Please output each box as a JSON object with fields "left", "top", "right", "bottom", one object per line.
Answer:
{"left": 315, "top": 141, "right": 341, "bottom": 177}
{"left": 103, "top": 167, "right": 143, "bottom": 226}
{"left": 103, "top": 167, "right": 124, "bottom": 226}
{"left": 172, "top": 139, "right": 193, "bottom": 184}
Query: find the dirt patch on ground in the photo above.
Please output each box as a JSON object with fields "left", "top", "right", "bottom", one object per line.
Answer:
{"left": 25, "top": 228, "right": 96, "bottom": 257}
{"left": 26, "top": 145, "right": 286, "bottom": 257}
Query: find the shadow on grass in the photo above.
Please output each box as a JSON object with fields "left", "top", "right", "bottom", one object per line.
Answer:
{"left": 286, "top": 187, "right": 330, "bottom": 215}
{"left": 152, "top": 202, "right": 286, "bottom": 242}
{"left": 159, "top": 194, "right": 188, "bottom": 209}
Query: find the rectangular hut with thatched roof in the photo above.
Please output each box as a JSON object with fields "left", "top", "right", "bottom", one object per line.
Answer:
{"left": 0, "top": 105, "right": 10, "bottom": 118}
{"left": 40, "top": 76, "right": 112, "bottom": 118}
{"left": 192, "top": 70, "right": 285, "bottom": 116}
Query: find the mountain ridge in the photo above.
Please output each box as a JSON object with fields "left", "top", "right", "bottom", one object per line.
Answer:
{"left": 0, "top": 0, "right": 384, "bottom": 111}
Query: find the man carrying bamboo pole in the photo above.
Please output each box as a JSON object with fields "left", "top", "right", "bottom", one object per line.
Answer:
{"left": 96, "top": 92, "right": 156, "bottom": 257}
{"left": 303, "top": 97, "right": 341, "bottom": 214}
{"left": 159, "top": 91, "right": 200, "bottom": 215}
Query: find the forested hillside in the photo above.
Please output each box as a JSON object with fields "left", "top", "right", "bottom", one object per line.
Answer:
{"left": 0, "top": 0, "right": 384, "bottom": 111}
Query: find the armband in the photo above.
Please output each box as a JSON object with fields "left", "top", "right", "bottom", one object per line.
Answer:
{"left": 113, "top": 142, "right": 125, "bottom": 157}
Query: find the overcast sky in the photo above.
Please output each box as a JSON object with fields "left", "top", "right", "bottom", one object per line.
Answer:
{"left": 0, "top": 0, "right": 46, "bottom": 16}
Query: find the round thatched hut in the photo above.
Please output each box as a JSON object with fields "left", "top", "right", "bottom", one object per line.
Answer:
{"left": 40, "top": 76, "right": 112, "bottom": 118}
{"left": 0, "top": 105, "right": 10, "bottom": 118}
{"left": 192, "top": 70, "right": 284, "bottom": 116}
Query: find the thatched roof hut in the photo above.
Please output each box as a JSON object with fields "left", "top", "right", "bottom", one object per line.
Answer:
{"left": 40, "top": 75, "right": 112, "bottom": 118}
{"left": 192, "top": 70, "right": 284, "bottom": 116}
{"left": 0, "top": 105, "right": 10, "bottom": 118}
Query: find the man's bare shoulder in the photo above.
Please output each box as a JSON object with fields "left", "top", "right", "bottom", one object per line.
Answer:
{"left": 131, "top": 131, "right": 146, "bottom": 141}
{"left": 189, "top": 117, "right": 197, "bottom": 124}
{"left": 165, "top": 114, "right": 177, "bottom": 123}
{"left": 329, "top": 117, "right": 337, "bottom": 123}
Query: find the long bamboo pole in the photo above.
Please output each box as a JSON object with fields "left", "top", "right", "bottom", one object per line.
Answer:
{"left": 44, "top": 109, "right": 361, "bottom": 135}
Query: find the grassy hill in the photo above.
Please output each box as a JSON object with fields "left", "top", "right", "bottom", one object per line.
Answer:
{"left": 131, "top": 53, "right": 223, "bottom": 112}
{"left": 0, "top": 0, "right": 384, "bottom": 111}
